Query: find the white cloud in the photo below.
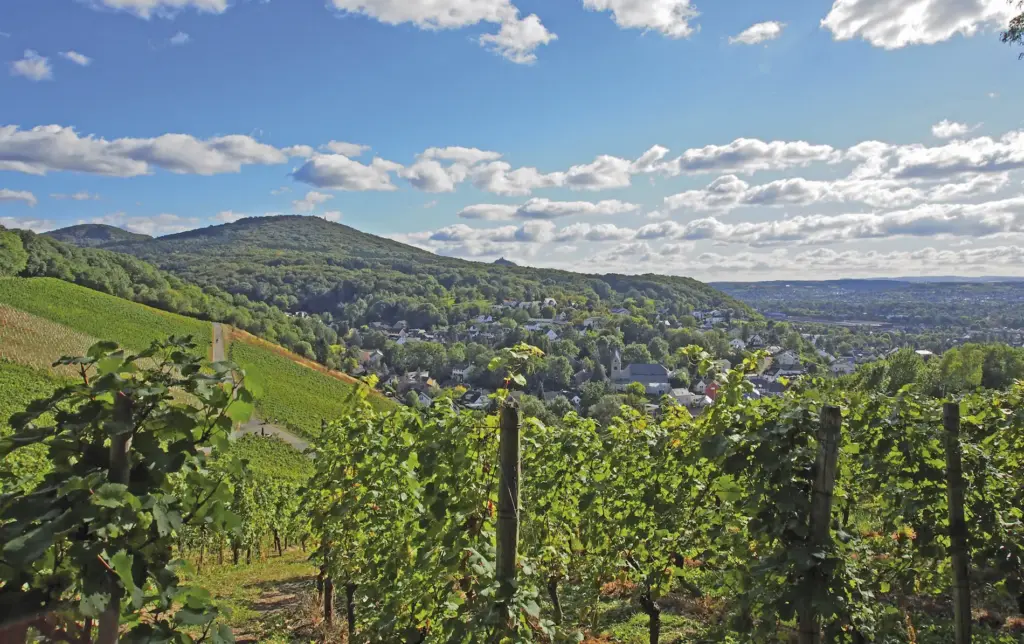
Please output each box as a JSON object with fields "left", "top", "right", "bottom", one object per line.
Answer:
{"left": 458, "top": 197, "right": 639, "bottom": 220}
{"left": 554, "top": 222, "right": 635, "bottom": 242}
{"left": 85, "top": 0, "right": 229, "bottom": 19}
{"left": 932, "top": 119, "right": 977, "bottom": 139}
{"left": 565, "top": 155, "right": 634, "bottom": 191}
{"left": 213, "top": 210, "right": 246, "bottom": 223}
{"left": 654, "top": 138, "right": 840, "bottom": 176}
{"left": 858, "top": 130, "right": 1024, "bottom": 180}
{"left": 327, "top": 0, "right": 555, "bottom": 63}
{"left": 10, "top": 50, "right": 52, "bottom": 81}
{"left": 470, "top": 162, "right": 565, "bottom": 196}
{"left": 0, "top": 125, "right": 288, "bottom": 176}
{"left": 663, "top": 172, "right": 1007, "bottom": 213}
{"left": 60, "top": 51, "right": 92, "bottom": 66}
{"left": 822, "top": 0, "right": 1015, "bottom": 49}
{"left": 583, "top": 0, "right": 700, "bottom": 38}
{"left": 638, "top": 197, "right": 1024, "bottom": 246}
{"left": 424, "top": 200, "right": 439, "bottom": 208}
{"left": 93, "top": 212, "right": 200, "bottom": 236}
{"left": 170, "top": 32, "right": 190, "bottom": 45}
{"left": 322, "top": 211, "right": 343, "bottom": 222}
{"left": 0, "top": 216, "right": 55, "bottom": 232}
{"left": 323, "top": 141, "right": 370, "bottom": 157}
{"left": 291, "top": 154, "right": 402, "bottom": 191}
{"left": 283, "top": 145, "right": 316, "bottom": 158}
{"left": 50, "top": 191, "right": 100, "bottom": 200}
{"left": 270, "top": 186, "right": 290, "bottom": 195}
{"left": 0, "top": 189, "right": 38, "bottom": 207}
{"left": 729, "top": 21, "right": 785, "bottom": 45}
{"left": 421, "top": 146, "right": 502, "bottom": 165}
{"left": 292, "top": 190, "right": 334, "bottom": 213}
{"left": 399, "top": 159, "right": 466, "bottom": 193}
{"left": 479, "top": 12, "right": 557, "bottom": 64}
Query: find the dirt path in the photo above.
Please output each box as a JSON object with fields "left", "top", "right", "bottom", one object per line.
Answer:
{"left": 214, "top": 323, "right": 311, "bottom": 452}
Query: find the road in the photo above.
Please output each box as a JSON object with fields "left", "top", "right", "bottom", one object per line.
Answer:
{"left": 213, "top": 323, "right": 310, "bottom": 452}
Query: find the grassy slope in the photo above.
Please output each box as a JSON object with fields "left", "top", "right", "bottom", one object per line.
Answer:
{"left": 0, "top": 277, "right": 211, "bottom": 353}
{"left": 229, "top": 330, "right": 393, "bottom": 439}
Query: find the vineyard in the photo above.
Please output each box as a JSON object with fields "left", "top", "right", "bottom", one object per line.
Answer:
{"left": 228, "top": 333, "right": 393, "bottom": 439}
{"left": 0, "top": 305, "right": 98, "bottom": 375}
{"left": 2, "top": 342, "right": 1024, "bottom": 643}
{"left": 0, "top": 361, "right": 61, "bottom": 495}
{"left": 0, "top": 278, "right": 211, "bottom": 353}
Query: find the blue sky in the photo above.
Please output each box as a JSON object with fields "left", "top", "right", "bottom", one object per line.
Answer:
{"left": 2, "top": 0, "right": 1024, "bottom": 280}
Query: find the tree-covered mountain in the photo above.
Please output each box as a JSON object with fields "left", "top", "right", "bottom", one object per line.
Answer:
{"left": 44, "top": 223, "right": 152, "bottom": 247}
{"left": 1, "top": 225, "right": 340, "bottom": 361}
{"left": 97, "top": 216, "right": 752, "bottom": 328}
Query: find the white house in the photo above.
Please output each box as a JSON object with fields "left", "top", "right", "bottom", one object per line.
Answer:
{"left": 451, "top": 366, "right": 472, "bottom": 382}
{"left": 545, "top": 329, "right": 559, "bottom": 341}
{"left": 692, "top": 380, "right": 708, "bottom": 395}
{"left": 730, "top": 339, "right": 747, "bottom": 352}
{"left": 543, "top": 298, "right": 557, "bottom": 307}
{"left": 748, "top": 334, "right": 765, "bottom": 348}
{"left": 776, "top": 350, "right": 801, "bottom": 367}
{"left": 714, "top": 359, "right": 732, "bottom": 373}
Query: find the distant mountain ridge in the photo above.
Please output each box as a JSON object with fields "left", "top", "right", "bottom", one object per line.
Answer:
{"left": 45, "top": 223, "right": 151, "bottom": 247}
{"left": 81, "top": 215, "right": 753, "bottom": 322}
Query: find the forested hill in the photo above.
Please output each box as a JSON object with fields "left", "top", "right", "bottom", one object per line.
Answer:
{"left": 45, "top": 223, "right": 151, "bottom": 247}
{"left": 94, "top": 215, "right": 752, "bottom": 326}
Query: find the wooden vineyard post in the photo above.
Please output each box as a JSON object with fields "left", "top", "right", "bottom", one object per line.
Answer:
{"left": 496, "top": 403, "right": 521, "bottom": 599}
{"left": 944, "top": 402, "right": 972, "bottom": 644}
{"left": 798, "top": 406, "right": 842, "bottom": 644}
{"left": 98, "top": 391, "right": 134, "bottom": 644}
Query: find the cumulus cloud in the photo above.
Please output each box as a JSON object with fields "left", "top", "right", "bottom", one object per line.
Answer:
{"left": 0, "top": 125, "right": 288, "bottom": 176}
{"left": 860, "top": 130, "right": 1024, "bottom": 180}
{"left": 0, "top": 216, "right": 55, "bottom": 232}
{"left": 292, "top": 190, "right": 334, "bottom": 213}
{"left": 458, "top": 197, "right": 639, "bottom": 220}
{"left": 479, "top": 12, "right": 557, "bottom": 64}
{"left": 421, "top": 146, "right": 503, "bottom": 165}
{"left": 60, "top": 51, "right": 92, "bottom": 66}
{"left": 84, "top": 0, "right": 229, "bottom": 19}
{"left": 583, "top": 0, "right": 700, "bottom": 38}
{"left": 327, "top": 0, "right": 555, "bottom": 63}
{"left": 470, "top": 162, "right": 565, "bottom": 196}
{"left": 654, "top": 138, "right": 840, "bottom": 176}
{"left": 92, "top": 212, "right": 200, "bottom": 236}
{"left": 170, "top": 31, "right": 190, "bottom": 45}
{"left": 50, "top": 191, "right": 100, "bottom": 200}
{"left": 0, "top": 188, "right": 38, "bottom": 207}
{"left": 290, "top": 154, "right": 403, "bottom": 191}
{"left": 213, "top": 210, "right": 246, "bottom": 223}
{"left": 322, "top": 141, "right": 370, "bottom": 157}
{"left": 932, "top": 120, "right": 978, "bottom": 139}
{"left": 663, "top": 172, "right": 1007, "bottom": 213}
{"left": 639, "top": 197, "right": 1024, "bottom": 246}
{"left": 822, "top": 0, "right": 1015, "bottom": 49}
{"left": 10, "top": 50, "right": 52, "bottom": 81}
{"left": 729, "top": 21, "right": 785, "bottom": 45}
{"left": 399, "top": 159, "right": 467, "bottom": 193}
{"left": 322, "top": 210, "right": 342, "bottom": 222}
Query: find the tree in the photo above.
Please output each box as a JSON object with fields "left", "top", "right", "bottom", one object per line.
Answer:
{"left": 885, "top": 348, "right": 924, "bottom": 394}
{"left": 0, "top": 337, "right": 244, "bottom": 642}
{"left": 648, "top": 337, "right": 669, "bottom": 363}
{"left": 669, "top": 369, "right": 690, "bottom": 389}
{"left": 545, "top": 395, "right": 574, "bottom": 421}
{"left": 591, "top": 363, "right": 607, "bottom": 382}
{"left": 1003, "top": 1, "right": 1023, "bottom": 51}
{"left": 623, "top": 343, "right": 652, "bottom": 365}
{"left": 0, "top": 230, "right": 28, "bottom": 276}
{"left": 405, "top": 390, "right": 421, "bottom": 409}
{"left": 543, "top": 355, "right": 573, "bottom": 390}
{"left": 580, "top": 380, "right": 608, "bottom": 411}
{"left": 588, "top": 394, "right": 627, "bottom": 427}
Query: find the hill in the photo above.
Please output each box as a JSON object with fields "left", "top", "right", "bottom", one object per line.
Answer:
{"left": 493, "top": 257, "right": 518, "bottom": 267}
{"left": 0, "top": 277, "right": 390, "bottom": 441}
{"left": 101, "top": 216, "right": 753, "bottom": 326}
{"left": 44, "top": 223, "right": 152, "bottom": 247}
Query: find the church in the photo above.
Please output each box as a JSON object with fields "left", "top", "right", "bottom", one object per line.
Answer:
{"left": 610, "top": 349, "right": 672, "bottom": 396}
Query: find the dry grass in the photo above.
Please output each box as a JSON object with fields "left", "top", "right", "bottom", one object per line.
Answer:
{"left": 0, "top": 304, "right": 97, "bottom": 376}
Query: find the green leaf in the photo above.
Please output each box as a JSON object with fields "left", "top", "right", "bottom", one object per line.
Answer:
{"left": 511, "top": 373, "right": 527, "bottom": 387}
{"left": 92, "top": 483, "right": 131, "bottom": 508}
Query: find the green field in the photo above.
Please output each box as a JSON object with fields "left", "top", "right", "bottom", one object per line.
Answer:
{"left": 0, "top": 277, "right": 211, "bottom": 353}
{"left": 230, "top": 339, "right": 392, "bottom": 439}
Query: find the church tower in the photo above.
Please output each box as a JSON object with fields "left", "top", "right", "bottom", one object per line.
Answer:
{"left": 611, "top": 349, "right": 622, "bottom": 378}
